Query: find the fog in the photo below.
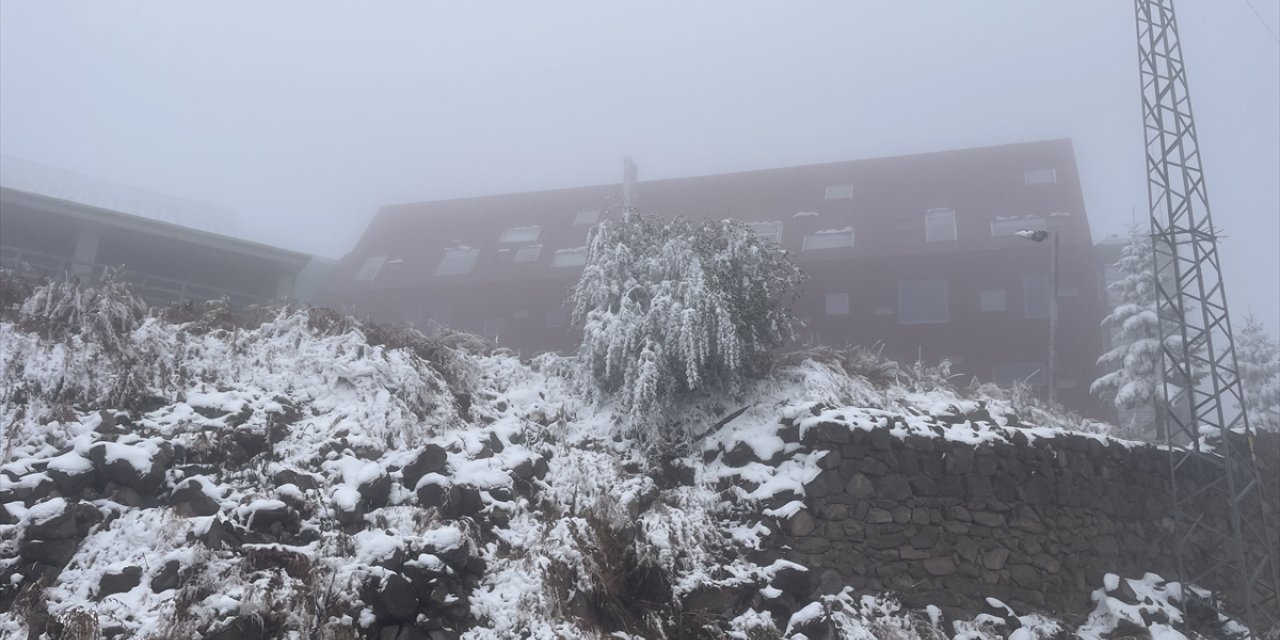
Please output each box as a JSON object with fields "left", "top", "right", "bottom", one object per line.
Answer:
{"left": 1, "top": 1, "right": 1277, "bottom": 331}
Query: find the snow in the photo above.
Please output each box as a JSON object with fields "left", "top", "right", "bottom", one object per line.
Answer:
{"left": 97, "top": 440, "right": 155, "bottom": 473}
{"left": 46, "top": 451, "right": 93, "bottom": 474}
{"left": 24, "top": 496, "right": 68, "bottom": 525}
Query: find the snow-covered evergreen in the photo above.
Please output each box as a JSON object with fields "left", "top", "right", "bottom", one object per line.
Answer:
{"left": 1091, "top": 226, "right": 1187, "bottom": 438}
{"left": 571, "top": 209, "right": 804, "bottom": 452}
{"left": 1235, "top": 313, "right": 1280, "bottom": 433}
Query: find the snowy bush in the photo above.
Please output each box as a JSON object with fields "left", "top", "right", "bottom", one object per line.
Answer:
{"left": 1236, "top": 313, "right": 1280, "bottom": 433}
{"left": 571, "top": 209, "right": 804, "bottom": 451}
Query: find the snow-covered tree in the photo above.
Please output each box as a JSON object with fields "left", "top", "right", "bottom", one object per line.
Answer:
{"left": 572, "top": 209, "right": 804, "bottom": 451}
{"left": 1091, "top": 226, "right": 1190, "bottom": 437}
{"left": 1235, "top": 313, "right": 1280, "bottom": 433}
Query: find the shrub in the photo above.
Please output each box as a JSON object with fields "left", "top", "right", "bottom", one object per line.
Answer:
{"left": 572, "top": 209, "right": 803, "bottom": 451}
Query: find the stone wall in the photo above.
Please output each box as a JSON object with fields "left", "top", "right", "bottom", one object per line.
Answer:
{"left": 768, "top": 420, "right": 1280, "bottom": 617}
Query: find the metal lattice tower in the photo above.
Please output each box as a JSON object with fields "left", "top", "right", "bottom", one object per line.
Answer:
{"left": 1135, "top": 0, "right": 1279, "bottom": 632}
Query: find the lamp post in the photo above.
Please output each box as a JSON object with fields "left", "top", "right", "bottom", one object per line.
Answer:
{"left": 1015, "top": 228, "right": 1057, "bottom": 405}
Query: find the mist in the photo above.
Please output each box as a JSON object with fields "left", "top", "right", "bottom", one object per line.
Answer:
{"left": 1, "top": 1, "right": 1277, "bottom": 331}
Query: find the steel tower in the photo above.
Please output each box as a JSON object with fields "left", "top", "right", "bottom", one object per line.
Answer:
{"left": 1135, "top": 0, "right": 1279, "bottom": 632}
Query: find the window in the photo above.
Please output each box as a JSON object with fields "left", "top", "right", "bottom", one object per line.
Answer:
{"left": 551, "top": 247, "right": 587, "bottom": 268}
{"left": 435, "top": 247, "right": 479, "bottom": 276}
{"left": 1023, "top": 274, "right": 1051, "bottom": 319}
{"left": 574, "top": 210, "right": 600, "bottom": 226}
{"left": 898, "top": 279, "right": 949, "bottom": 324}
{"left": 991, "top": 217, "right": 1047, "bottom": 237}
{"left": 1024, "top": 169, "right": 1057, "bottom": 185}
{"left": 925, "top": 208, "right": 957, "bottom": 242}
{"left": 824, "top": 184, "right": 854, "bottom": 200}
{"left": 499, "top": 225, "right": 541, "bottom": 243}
{"left": 354, "top": 256, "right": 387, "bottom": 282}
{"left": 825, "top": 293, "right": 850, "bottom": 315}
{"left": 979, "top": 288, "right": 1007, "bottom": 312}
{"left": 748, "top": 221, "right": 783, "bottom": 245}
{"left": 514, "top": 244, "right": 542, "bottom": 263}
{"left": 546, "top": 307, "right": 567, "bottom": 328}
{"left": 803, "top": 228, "right": 855, "bottom": 251}
{"left": 993, "top": 363, "right": 1045, "bottom": 386}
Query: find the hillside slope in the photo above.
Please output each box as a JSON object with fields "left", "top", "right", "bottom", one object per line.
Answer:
{"left": 0, "top": 275, "right": 1247, "bottom": 639}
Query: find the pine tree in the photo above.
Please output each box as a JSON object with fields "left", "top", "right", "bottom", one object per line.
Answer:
{"left": 572, "top": 209, "right": 804, "bottom": 451}
{"left": 1235, "top": 313, "right": 1280, "bottom": 433}
{"left": 1091, "top": 226, "right": 1186, "bottom": 437}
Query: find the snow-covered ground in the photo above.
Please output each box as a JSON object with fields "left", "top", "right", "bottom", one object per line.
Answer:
{"left": 0, "top": 277, "right": 1245, "bottom": 639}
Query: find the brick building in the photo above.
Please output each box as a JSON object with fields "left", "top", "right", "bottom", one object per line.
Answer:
{"left": 320, "top": 139, "right": 1108, "bottom": 413}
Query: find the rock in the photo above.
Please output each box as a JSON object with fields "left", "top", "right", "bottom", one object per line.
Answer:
{"left": 983, "top": 548, "right": 1010, "bottom": 571}
{"left": 782, "top": 509, "right": 817, "bottom": 537}
{"left": 947, "top": 447, "right": 974, "bottom": 474}
{"left": 866, "top": 508, "right": 893, "bottom": 524}
{"left": 1010, "top": 565, "right": 1042, "bottom": 590}
{"left": 272, "top": 469, "right": 320, "bottom": 491}
{"left": 358, "top": 471, "right": 393, "bottom": 510}
{"left": 877, "top": 474, "right": 913, "bottom": 501}
{"left": 151, "top": 560, "right": 181, "bottom": 593}
{"left": 19, "top": 538, "right": 81, "bottom": 567}
{"left": 772, "top": 563, "right": 811, "bottom": 596}
{"left": 722, "top": 441, "right": 758, "bottom": 467}
{"left": 845, "top": 473, "right": 874, "bottom": 499}
{"left": 923, "top": 557, "right": 957, "bottom": 576}
{"left": 168, "top": 480, "right": 221, "bottom": 517}
{"left": 683, "top": 584, "right": 743, "bottom": 616}
{"left": 402, "top": 444, "right": 449, "bottom": 489}
{"left": 97, "top": 565, "right": 143, "bottom": 599}
{"left": 45, "top": 453, "right": 96, "bottom": 496}
{"left": 970, "top": 511, "right": 1005, "bottom": 527}
{"left": 443, "top": 485, "right": 484, "bottom": 519}
{"left": 206, "top": 615, "right": 267, "bottom": 640}
{"left": 370, "top": 573, "right": 420, "bottom": 621}
{"left": 417, "top": 477, "right": 450, "bottom": 509}
{"left": 24, "top": 498, "right": 78, "bottom": 540}
{"left": 243, "top": 501, "right": 295, "bottom": 532}
{"left": 88, "top": 442, "right": 169, "bottom": 495}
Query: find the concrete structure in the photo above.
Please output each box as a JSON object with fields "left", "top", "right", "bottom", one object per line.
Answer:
{"left": 0, "top": 179, "right": 331, "bottom": 308}
{"left": 321, "top": 139, "right": 1108, "bottom": 413}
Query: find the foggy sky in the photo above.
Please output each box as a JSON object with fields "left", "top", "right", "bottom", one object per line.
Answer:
{"left": 1, "top": 1, "right": 1277, "bottom": 331}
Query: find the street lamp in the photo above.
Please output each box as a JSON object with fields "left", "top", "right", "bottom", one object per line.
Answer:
{"left": 1015, "top": 228, "right": 1057, "bottom": 405}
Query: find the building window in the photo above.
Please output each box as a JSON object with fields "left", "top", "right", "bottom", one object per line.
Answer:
{"left": 925, "top": 208, "right": 957, "bottom": 242}
{"left": 354, "top": 256, "right": 387, "bottom": 282}
{"left": 898, "top": 279, "right": 949, "bottom": 324}
{"left": 551, "top": 247, "right": 587, "bottom": 268}
{"left": 499, "top": 225, "right": 541, "bottom": 243}
{"left": 993, "top": 363, "right": 1046, "bottom": 386}
{"left": 748, "top": 221, "right": 783, "bottom": 245}
{"left": 546, "top": 307, "right": 568, "bottom": 328}
{"left": 574, "top": 210, "right": 600, "bottom": 226}
{"left": 991, "top": 217, "right": 1047, "bottom": 237}
{"left": 1023, "top": 274, "right": 1051, "bottom": 319}
{"left": 825, "top": 293, "right": 850, "bottom": 315}
{"left": 824, "top": 184, "right": 854, "bottom": 200}
{"left": 803, "top": 228, "right": 855, "bottom": 251}
{"left": 435, "top": 247, "right": 479, "bottom": 276}
{"left": 1024, "top": 169, "right": 1057, "bottom": 185}
{"left": 979, "top": 288, "right": 1007, "bottom": 312}
{"left": 514, "top": 244, "right": 542, "bottom": 263}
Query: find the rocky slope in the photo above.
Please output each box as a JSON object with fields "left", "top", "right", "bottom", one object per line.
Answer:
{"left": 0, "top": 274, "right": 1249, "bottom": 639}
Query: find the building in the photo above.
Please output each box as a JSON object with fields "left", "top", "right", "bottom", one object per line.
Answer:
{"left": 0, "top": 158, "right": 333, "bottom": 307}
{"left": 320, "top": 139, "right": 1109, "bottom": 414}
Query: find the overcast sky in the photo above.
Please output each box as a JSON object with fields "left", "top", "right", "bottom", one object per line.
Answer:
{"left": 1, "top": 1, "right": 1277, "bottom": 331}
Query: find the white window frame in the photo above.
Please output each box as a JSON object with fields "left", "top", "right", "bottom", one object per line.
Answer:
{"left": 574, "top": 210, "right": 600, "bottom": 226}
{"left": 991, "top": 217, "right": 1047, "bottom": 237}
{"left": 802, "top": 229, "right": 855, "bottom": 251}
{"left": 514, "top": 244, "right": 542, "bottom": 263}
{"left": 825, "top": 293, "right": 850, "bottom": 316}
{"left": 354, "top": 256, "right": 387, "bottom": 282}
{"left": 551, "top": 247, "right": 587, "bottom": 268}
{"left": 748, "top": 221, "right": 783, "bottom": 245}
{"left": 824, "top": 184, "right": 854, "bottom": 200}
{"left": 499, "top": 225, "right": 541, "bottom": 243}
{"left": 897, "top": 279, "right": 950, "bottom": 325}
{"left": 925, "top": 208, "right": 957, "bottom": 242}
{"left": 435, "top": 247, "right": 480, "bottom": 276}
{"left": 1023, "top": 168, "right": 1057, "bottom": 185}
